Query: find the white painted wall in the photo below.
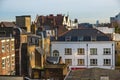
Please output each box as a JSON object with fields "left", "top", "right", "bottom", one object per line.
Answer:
{"left": 51, "top": 41, "right": 115, "bottom": 70}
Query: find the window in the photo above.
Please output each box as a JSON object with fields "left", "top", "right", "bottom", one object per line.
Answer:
{"left": 91, "top": 36, "right": 96, "bottom": 41}
{"left": 30, "top": 52, "right": 34, "bottom": 60}
{"left": 65, "top": 48, "right": 72, "bottom": 55}
{"left": 0, "top": 31, "right": 6, "bottom": 36}
{"left": 90, "top": 48, "right": 97, "bottom": 55}
{"left": 53, "top": 50, "right": 59, "bottom": 57}
{"left": 6, "top": 41, "right": 10, "bottom": 52}
{"left": 103, "top": 48, "right": 111, "bottom": 55}
{"left": 6, "top": 56, "right": 10, "bottom": 67}
{"left": 1, "top": 41, "right": 5, "bottom": 53}
{"left": 78, "top": 59, "right": 85, "bottom": 65}
{"left": 104, "top": 59, "right": 111, "bottom": 66}
{"left": 65, "top": 59, "right": 72, "bottom": 65}
{"left": 65, "top": 36, "right": 71, "bottom": 41}
{"left": 90, "top": 59, "right": 97, "bottom": 66}
{"left": 2, "top": 57, "right": 6, "bottom": 68}
{"left": 11, "top": 40, "right": 14, "bottom": 51}
{"left": 78, "top": 48, "right": 84, "bottom": 55}
{"left": 78, "top": 36, "right": 83, "bottom": 41}
{"left": 11, "top": 55, "right": 15, "bottom": 66}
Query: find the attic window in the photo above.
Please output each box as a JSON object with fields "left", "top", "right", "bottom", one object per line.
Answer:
{"left": 53, "top": 50, "right": 59, "bottom": 57}
{"left": 78, "top": 36, "right": 83, "bottom": 41}
{"left": 91, "top": 36, "right": 96, "bottom": 41}
{"left": 65, "top": 36, "right": 71, "bottom": 41}
{"left": 0, "top": 31, "right": 6, "bottom": 36}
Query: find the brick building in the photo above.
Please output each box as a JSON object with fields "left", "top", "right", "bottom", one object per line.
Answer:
{"left": 0, "top": 37, "right": 15, "bottom": 75}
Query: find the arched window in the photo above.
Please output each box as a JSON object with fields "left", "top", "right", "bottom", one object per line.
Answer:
{"left": 53, "top": 50, "right": 59, "bottom": 57}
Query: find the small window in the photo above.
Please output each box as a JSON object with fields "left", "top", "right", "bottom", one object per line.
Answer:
{"left": 11, "top": 41, "right": 14, "bottom": 51}
{"left": 103, "top": 48, "right": 111, "bottom": 55}
{"left": 65, "top": 48, "right": 72, "bottom": 55}
{"left": 65, "top": 59, "right": 72, "bottom": 65}
{"left": 90, "top": 59, "right": 97, "bottom": 66}
{"left": 90, "top": 48, "right": 97, "bottom": 55}
{"left": 1, "top": 41, "right": 5, "bottom": 53}
{"left": 2, "top": 57, "right": 6, "bottom": 68}
{"left": 6, "top": 42, "right": 10, "bottom": 52}
{"left": 78, "top": 36, "right": 83, "bottom": 41}
{"left": 78, "top": 59, "right": 85, "bottom": 66}
{"left": 11, "top": 55, "right": 15, "bottom": 66}
{"left": 6, "top": 56, "right": 10, "bottom": 67}
{"left": 53, "top": 50, "right": 59, "bottom": 57}
{"left": 78, "top": 48, "right": 84, "bottom": 55}
{"left": 91, "top": 36, "right": 96, "bottom": 41}
{"left": 103, "top": 59, "right": 111, "bottom": 66}
{"left": 65, "top": 36, "right": 71, "bottom": 41}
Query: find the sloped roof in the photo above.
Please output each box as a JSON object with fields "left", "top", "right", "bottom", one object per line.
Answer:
{"left": 0, "top": 22, "right": 16, "bottom": 27}
{"left": 35, "top": 47, "right": 44, "bottom": 55}
{"left": 56, "top": 28, "right": 112, "bottom": 41}
{"left": 46, "top": 56, "right": 61, "bottom": 64}
{"left": 65, "top": 68, "right": 120, "bottom": 80}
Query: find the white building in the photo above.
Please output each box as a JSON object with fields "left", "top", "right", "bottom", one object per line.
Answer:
{"left": 51, "top": 29, "right": 115, "bottom": 70}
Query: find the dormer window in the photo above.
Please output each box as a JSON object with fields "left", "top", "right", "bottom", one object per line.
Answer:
{"left": 91, "top": 36, "right": 96, "bottom": 41}
{"left": 78, "top": 36, "right": 83, "bottom": 41}
{"left": 65, "top": 36, "right": 71, "bottom": 41}
{"left": 53, "top": 50, "right": 59, "bottom": 57}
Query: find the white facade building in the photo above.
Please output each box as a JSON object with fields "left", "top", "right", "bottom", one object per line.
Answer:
{"left": 51, "top": 29, "right": 115, "bottom": 70}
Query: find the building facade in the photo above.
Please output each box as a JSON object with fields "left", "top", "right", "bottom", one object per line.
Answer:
{"left": 51, "top": 29, "right": 115, "bottom": 70}
{"left": 0, "top": 37, "right": 15, "bottom": 75}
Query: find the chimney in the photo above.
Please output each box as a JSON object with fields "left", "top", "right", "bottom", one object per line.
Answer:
{"left": 55, "top": 26, "right": 58, "bottom": 40}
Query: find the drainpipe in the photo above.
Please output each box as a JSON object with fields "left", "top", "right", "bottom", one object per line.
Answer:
{"left": 112, "top": 43, "right": 114, "bottom": 69}
{"left": 86, "top": 44, "right": 88, "bottom": 68}
{"left": 19, "top": 41, "right": 22, "bottom": 75}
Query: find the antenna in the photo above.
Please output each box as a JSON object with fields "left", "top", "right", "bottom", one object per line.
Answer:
{"left": 67, "top": 12, "right": 69, "bottom": 17}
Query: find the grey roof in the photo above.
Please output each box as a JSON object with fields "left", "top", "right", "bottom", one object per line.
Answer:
{"left": 35, "top": 47, "right": 44, "bottom": 55}
{"left": 65, "top": 68, "right": 120, "bottom": 80}
{"left": 56, "top": 28, "right": 111, "bottom": 41}
{"left": 46, "top": 56, "right": 61, "bottom": 64}
{"left": 0, "top": 22, "right": 16, "bottom": 27}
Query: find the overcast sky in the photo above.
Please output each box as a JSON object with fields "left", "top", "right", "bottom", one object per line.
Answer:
{"left": 0, "top": 0, "right": 120, "bottom": 23}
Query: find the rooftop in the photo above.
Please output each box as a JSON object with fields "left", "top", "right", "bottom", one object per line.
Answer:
{"left": 54, "top": 28, "right": 112, "bottom": 41}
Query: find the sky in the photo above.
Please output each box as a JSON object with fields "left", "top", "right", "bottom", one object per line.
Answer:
{"left": 0, "top": 0, "right": 120, "bottom": 23}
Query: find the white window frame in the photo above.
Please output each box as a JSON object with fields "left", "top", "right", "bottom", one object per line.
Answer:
{"left": 6, "top": 56, "right": 10, "bottom": 67}
{"left": 65, "top": 48, "right": 72, "bottom": 55}
{"left": 11, "top": 54, "right": 15, "bottom": 66}
{"left": 65, "top": 59, "right": 72, "bottom": 65}
{"left": 103, "top": 48, "right": 111, "bottom": 55}
{"left": 90, "top": 48, "right": 97, "bottom": 55}
{"left": 103, "top": 59, "right": 111, "bottom": 66}
{"left": 1, "top": 41, "right": 5, "bottom": 53}
{"left": 2, "top": 57, "right": 6, "bottom": 69}
{"left": 77, "top": 48, "right": 85, "bottom": 55}
{"left": 78, "top": 59, "right": 85, "bottom": 66}
{"left": 90, "top": 59, "right": 97, "bottom": 66}
{"left": 53, "top": 50, "right": 59, "bottom": 57}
